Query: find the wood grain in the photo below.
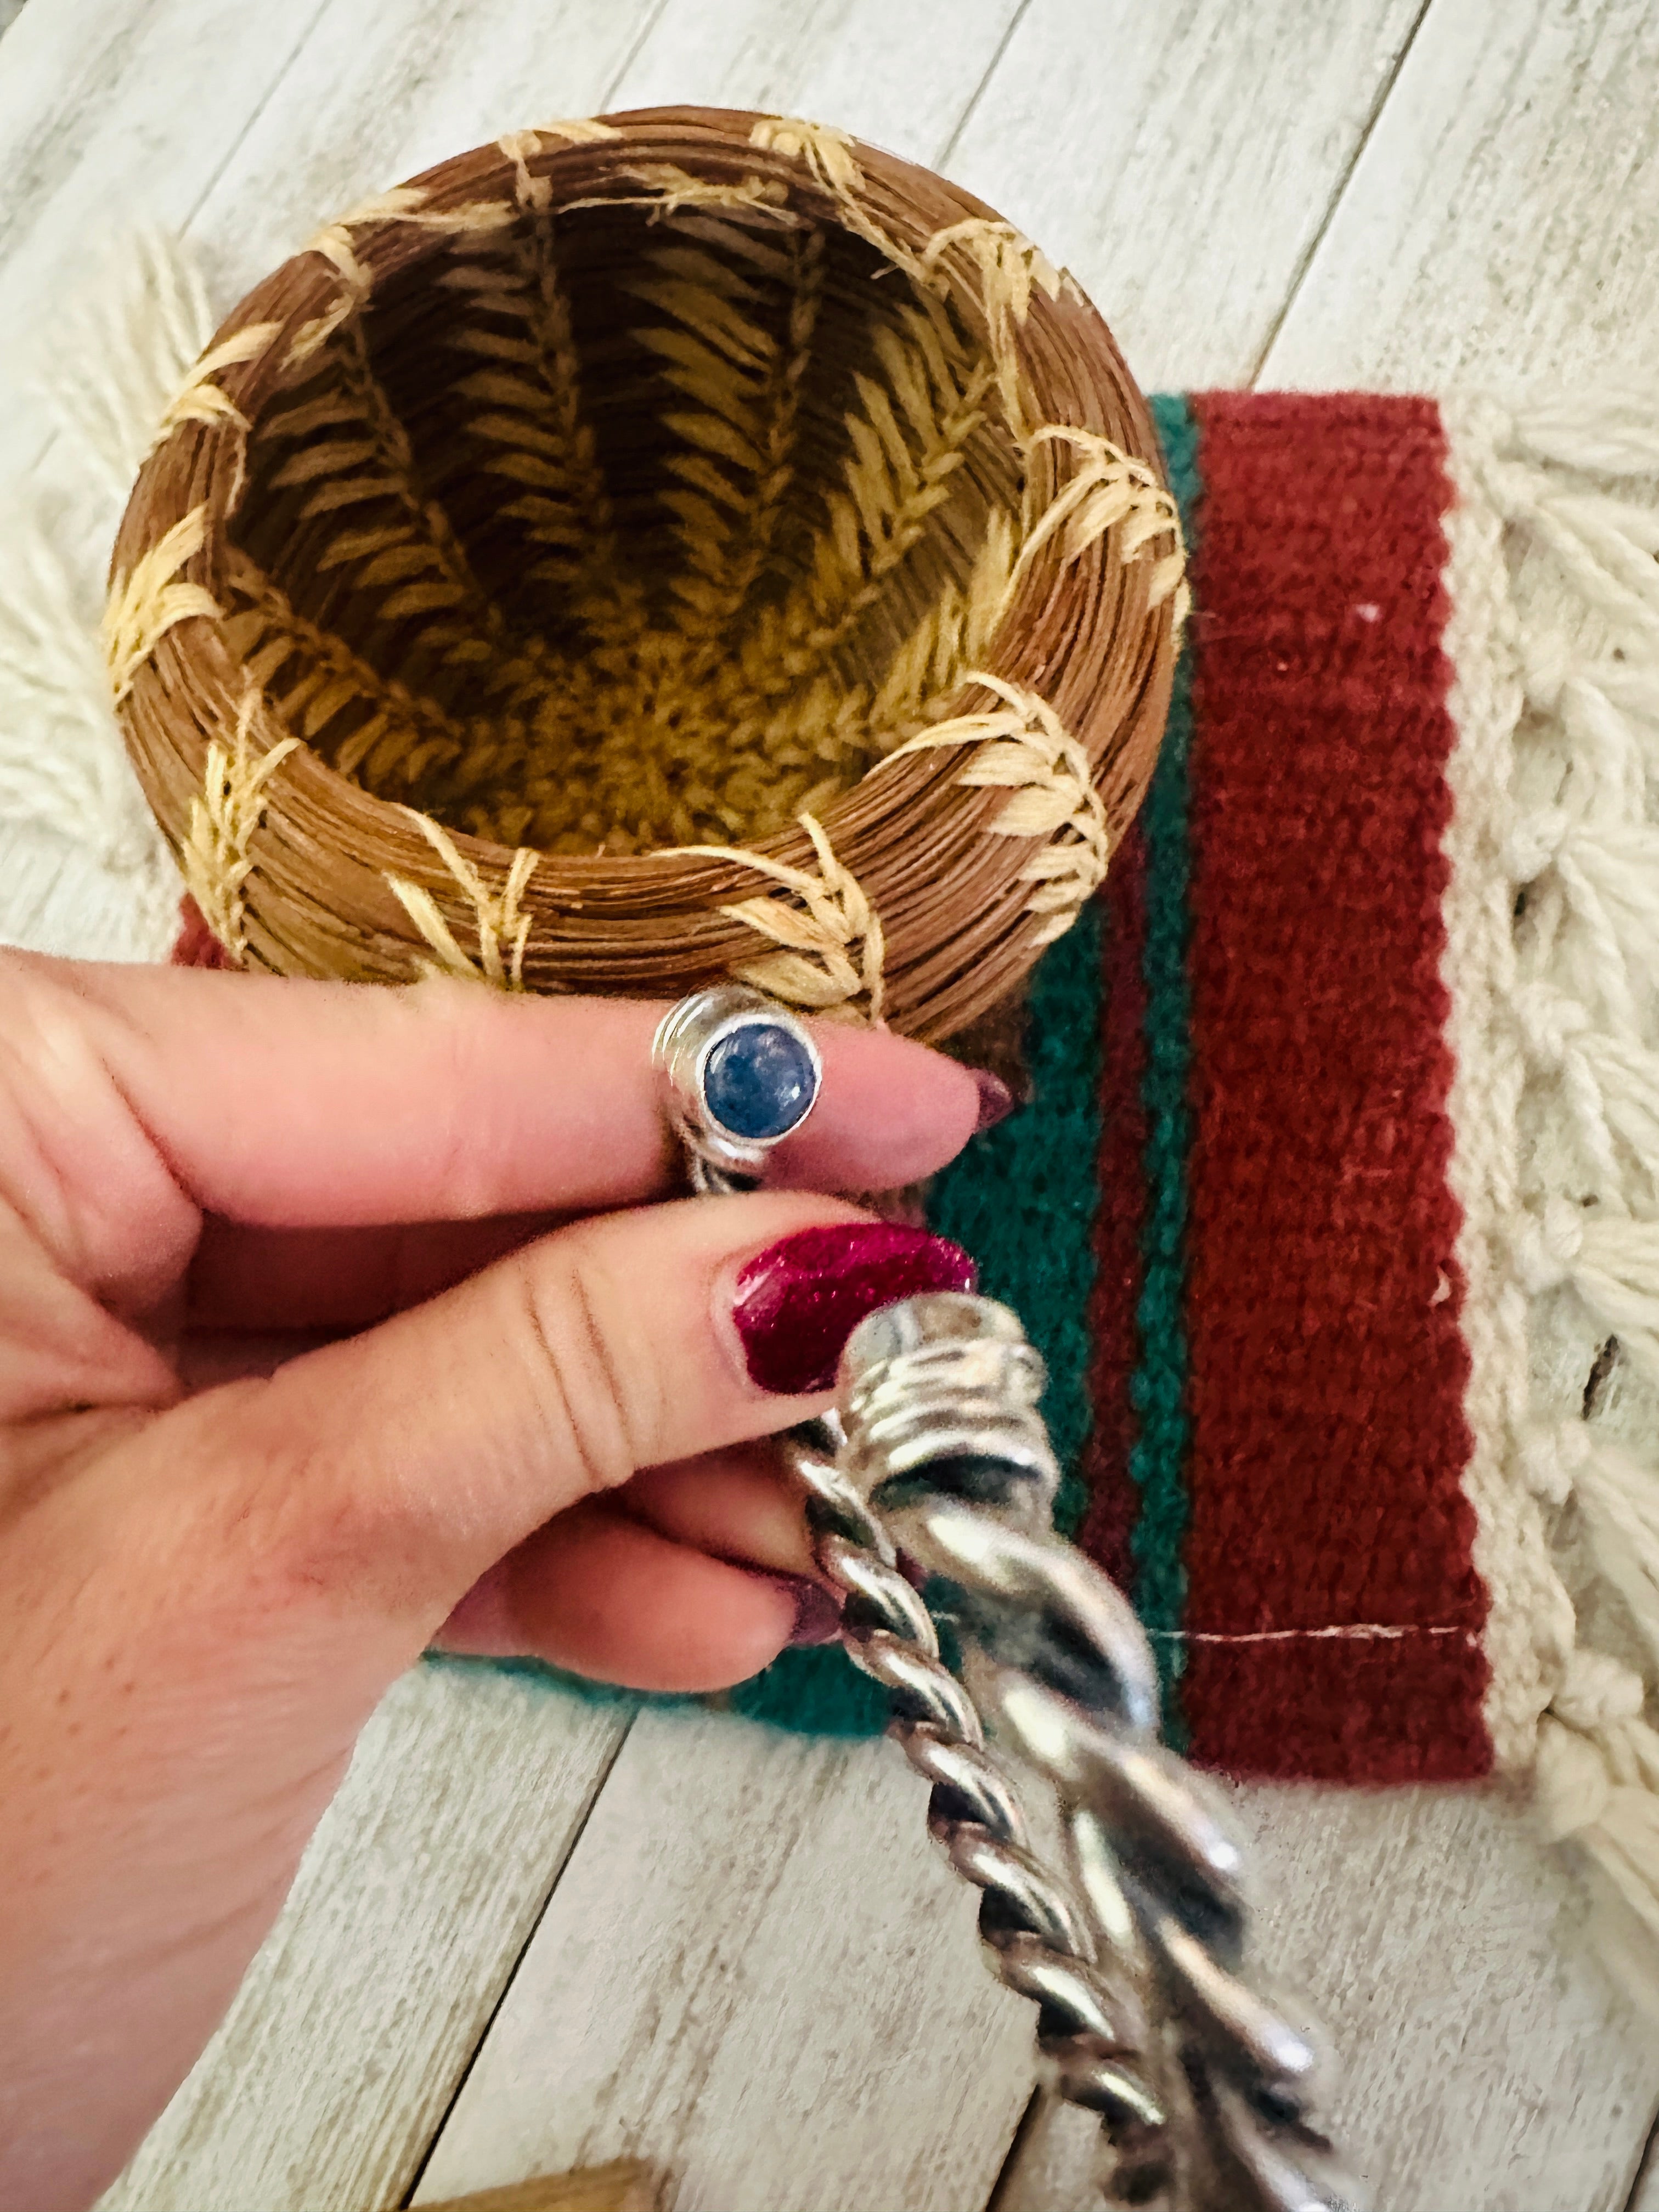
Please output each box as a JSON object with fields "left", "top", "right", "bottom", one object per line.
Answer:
{"left": 97, "top": 1666, "right": 633, "bottom": 2212}
{"left": 999, "top": 1783, "right": 1656, "bottom": 2212}
{"left": 1260, "top": 0, "right": 1659, "bottom": 387}
{"left": 418, "top": 2158, "right": 661, "bottom": 2212}
{"left": 179, "top": 0, "right": 665, "bottom": 312}
{"left": 607, "top": 0, "right": 1025, "bottom": 170}
{"left": 0, "top": 0, "right": 331, "bottom": 487}
{"left": 411, "top": 1708, "right": 1039, "bottom": 2212}
{"left": 942, "top": 0, "right": 1429, "bottom": 390}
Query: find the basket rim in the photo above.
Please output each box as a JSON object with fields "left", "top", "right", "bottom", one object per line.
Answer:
{"left": 111, "top": 105, "right": 1181, "bottom": 1039}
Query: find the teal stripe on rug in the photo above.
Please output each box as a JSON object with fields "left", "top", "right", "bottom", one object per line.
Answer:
{"left": 1128, "top": 393, "right": 1203, "bottom": 1739}
{"left": 926, "top": 900, "right": 1107, "bottom": 1538}
{"left": 715, "top": 894, "right": 1109, "bottom": 1734}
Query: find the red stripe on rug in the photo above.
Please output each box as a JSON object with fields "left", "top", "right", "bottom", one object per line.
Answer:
{"left": 1178, "top": 392, "right": 1491, "bottom": 1784}
{"left": 172, "top": 895, "right": 235, "bottom": 969}
{"left": 1077, "top": 835, "right": 1148, "bottom": 1588}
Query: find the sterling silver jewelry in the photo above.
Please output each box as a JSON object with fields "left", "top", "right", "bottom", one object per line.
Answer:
{"left": 789, "top": 1295, "right": 1364, "bottom": 2212}
{"left": 653, "top": 984, "right": 823, "bottom": 1194}
{"left": 658, "top": 982, "right": 1359, "bottom": 2208}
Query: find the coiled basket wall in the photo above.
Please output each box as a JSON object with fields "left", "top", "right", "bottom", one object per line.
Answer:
{"left": 110, "top": 108, "right": 1183, "bottom": 1041}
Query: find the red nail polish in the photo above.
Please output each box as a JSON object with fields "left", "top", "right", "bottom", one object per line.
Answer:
{"left": 732, "top": 1222, "right": 976, "bottom": 1395}
{"left": 972, "top": 1068, "right": 1015, "bottom": 1132}
{"left": 769, "top": 1576, "right": 845, "bottom": 1647}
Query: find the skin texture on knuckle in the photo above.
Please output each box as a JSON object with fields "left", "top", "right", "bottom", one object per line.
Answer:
{"left": 391, "top": 979, "right": 528, "bottom": 1220}
{"left": 510, "top": 1231, "right": 657, "bottom": 1499}
{"left": 0, "top": 956, "right": 198, "bottom": 1315}
{"left": 127, "top": 1359, "right": 477, "bottom": 1656}
{"left": 149, "top": 1380, "right": 435, "bottom": 1632}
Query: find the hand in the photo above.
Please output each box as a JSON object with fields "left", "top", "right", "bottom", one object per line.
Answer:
{"left": 0, "top": 952, "right": 980, "bottom": 2211}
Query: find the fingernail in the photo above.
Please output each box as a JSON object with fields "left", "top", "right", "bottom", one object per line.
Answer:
{"left": 972, "top": 1068, "right": 1015, "bottom": 1132}
{"left": 760, "top": 1575, "right": 845, "bottom": 1647}
{"left": 732, "top": 1222, "right": 976, "bottom": 1395}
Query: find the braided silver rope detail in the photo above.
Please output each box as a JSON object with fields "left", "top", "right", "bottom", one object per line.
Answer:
{"left": 789, "top": 1293, "right": 1366, "bottom": 2212}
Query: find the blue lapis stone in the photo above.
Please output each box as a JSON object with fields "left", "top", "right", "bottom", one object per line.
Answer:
{"left": 703, "top": 1022, "right": 817, "bottom": 1141}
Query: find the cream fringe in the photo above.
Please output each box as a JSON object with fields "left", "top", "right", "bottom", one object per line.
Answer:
{"left": 0, "top": 230, "right": 205, "bottom": 952}
{"left": 1442, "top": 385, "right": 1659, "bottom": 2010}
{"left": 55, "top": 229, "right": 216, "bottom": 503}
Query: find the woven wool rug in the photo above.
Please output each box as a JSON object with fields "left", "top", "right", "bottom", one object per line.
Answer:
{"left": 3, "top": 245, "right": 1658, "bottom": 1988}
{"left": 637, "top": 385, "right": 1659, "bottom": 2001}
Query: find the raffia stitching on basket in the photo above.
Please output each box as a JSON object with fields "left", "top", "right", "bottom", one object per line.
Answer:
{"left": 559, "top": 171, "right": 795, "bottom": 225}
{"left": 496, "top": 119, "right": 619, "bottom": 208}
{"left": 151, "top": 323, "right": 281, "bottom": 451}
{"left": 415, "top": 219, "right": 1013, "bottom": 852}
{"left": 221, "top": 551, "right": 482, "bottom": 783}
{"left": 281, "top": 331, "right": 483, "bottom": 622}
{"left": 266, "top": 297, "right": 537, "bottom": 681}
{"left": 628, "top": 216, "right": 823, "bottom": 646}
{"left": 386, "top": 808, "right": 539, "bottom": 987}
{"left": 442, "top": 194, "right": 633, "bottom": 622}
{"left": 867, "top": 506, "right": 1018, "bottom": 738}
{"left": 286, "top": 188, "right": 518, "bottom": 368}
{"left": 105, "top": 122, "right": 1175, "bottom": 1029}
{"left": 626, "top": 168, "right": 793, "bottom": 222}
{"left": 680, "top": 812, "right": 886, "bottom": 1023}
{"left": 879, "top": 669, "right": 1111, "bottom": 944}
{"left": 1016, "top": 425, "right": 1189, "bottom": 624}
{"left": 922, "top": 218, "right": 1069, "bottom": 446}
{"left": 737, "top": 296, "right": 996, "bottom": 696}
{"left": 103, "top": 504, "right": 218, "bottom": 702}
{"left": 179, "top": 686, "right": 300, "bottom": 959}
{"left": 748, "top": 116, "right": 924, "bottom": 285}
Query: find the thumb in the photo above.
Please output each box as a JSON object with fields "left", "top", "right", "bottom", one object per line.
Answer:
{"left": 161, "top": 1196, "right": 973, "bottom": 1641}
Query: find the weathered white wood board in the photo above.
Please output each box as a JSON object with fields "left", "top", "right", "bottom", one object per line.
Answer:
{"left": 410, "top": 1707, "right": 1039, "bottom": 2212}
{"left": 942, "top": 0, "right": 1430, "bottom": 391}
{"left": 607, "top": 0, "right": 1025, "bottom": 171}
{"left": 1000, "top": 1782, "right": 1656, "bottom": 2212}
{"left": 186, "top": 0, "right": 1031, "bottom": 319}
{"left": 180, "top": 0, "right": 665, "bottom": 311}
{"left": 0, "top": 0, "right": 330, "bottom": 486}
{"left": 97, "top": 1664, "right": 633, "bottom": 2212}
{"left": 1261, "top": 0, "right": 1659, "bottom": 389}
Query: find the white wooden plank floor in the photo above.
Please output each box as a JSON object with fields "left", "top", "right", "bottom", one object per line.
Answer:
{"left": 0, "top": 1, "right": 1651, "bottom": 2205}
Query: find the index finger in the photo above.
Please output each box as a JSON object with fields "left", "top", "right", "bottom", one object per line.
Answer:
{"left": 49, "top": 960, "right": 982, "bottom": 1228}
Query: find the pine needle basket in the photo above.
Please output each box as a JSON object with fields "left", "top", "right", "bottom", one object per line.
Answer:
{"left": 110, "top": 108, "right": 1184, "bottom": 1041}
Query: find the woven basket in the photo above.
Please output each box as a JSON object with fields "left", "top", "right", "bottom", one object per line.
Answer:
{"left": 110, "top": 108, "right": 1183, "bottom": 1041}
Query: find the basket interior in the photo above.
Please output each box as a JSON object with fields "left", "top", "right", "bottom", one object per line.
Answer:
{"left": 221, "top": 199, "right": 1023, "bottom": 857}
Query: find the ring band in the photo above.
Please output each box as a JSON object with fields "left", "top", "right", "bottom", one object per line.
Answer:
{"left": 653, "top": 984, "right": 823, "bottom": 1195}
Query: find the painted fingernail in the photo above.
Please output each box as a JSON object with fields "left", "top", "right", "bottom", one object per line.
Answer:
{"left": 759, "top": 1575, "right": 845, "bottom": 1647}
{"left": 732, "top": 1222, "right": 977, "bottom": 1395}
{"left": 972, "top": 1068, "right": 1015, "bottom": 1132}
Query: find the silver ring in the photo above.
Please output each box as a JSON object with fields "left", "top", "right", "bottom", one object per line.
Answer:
{"left": 653, "top": 984, "right": 823, "bottom": 1195}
